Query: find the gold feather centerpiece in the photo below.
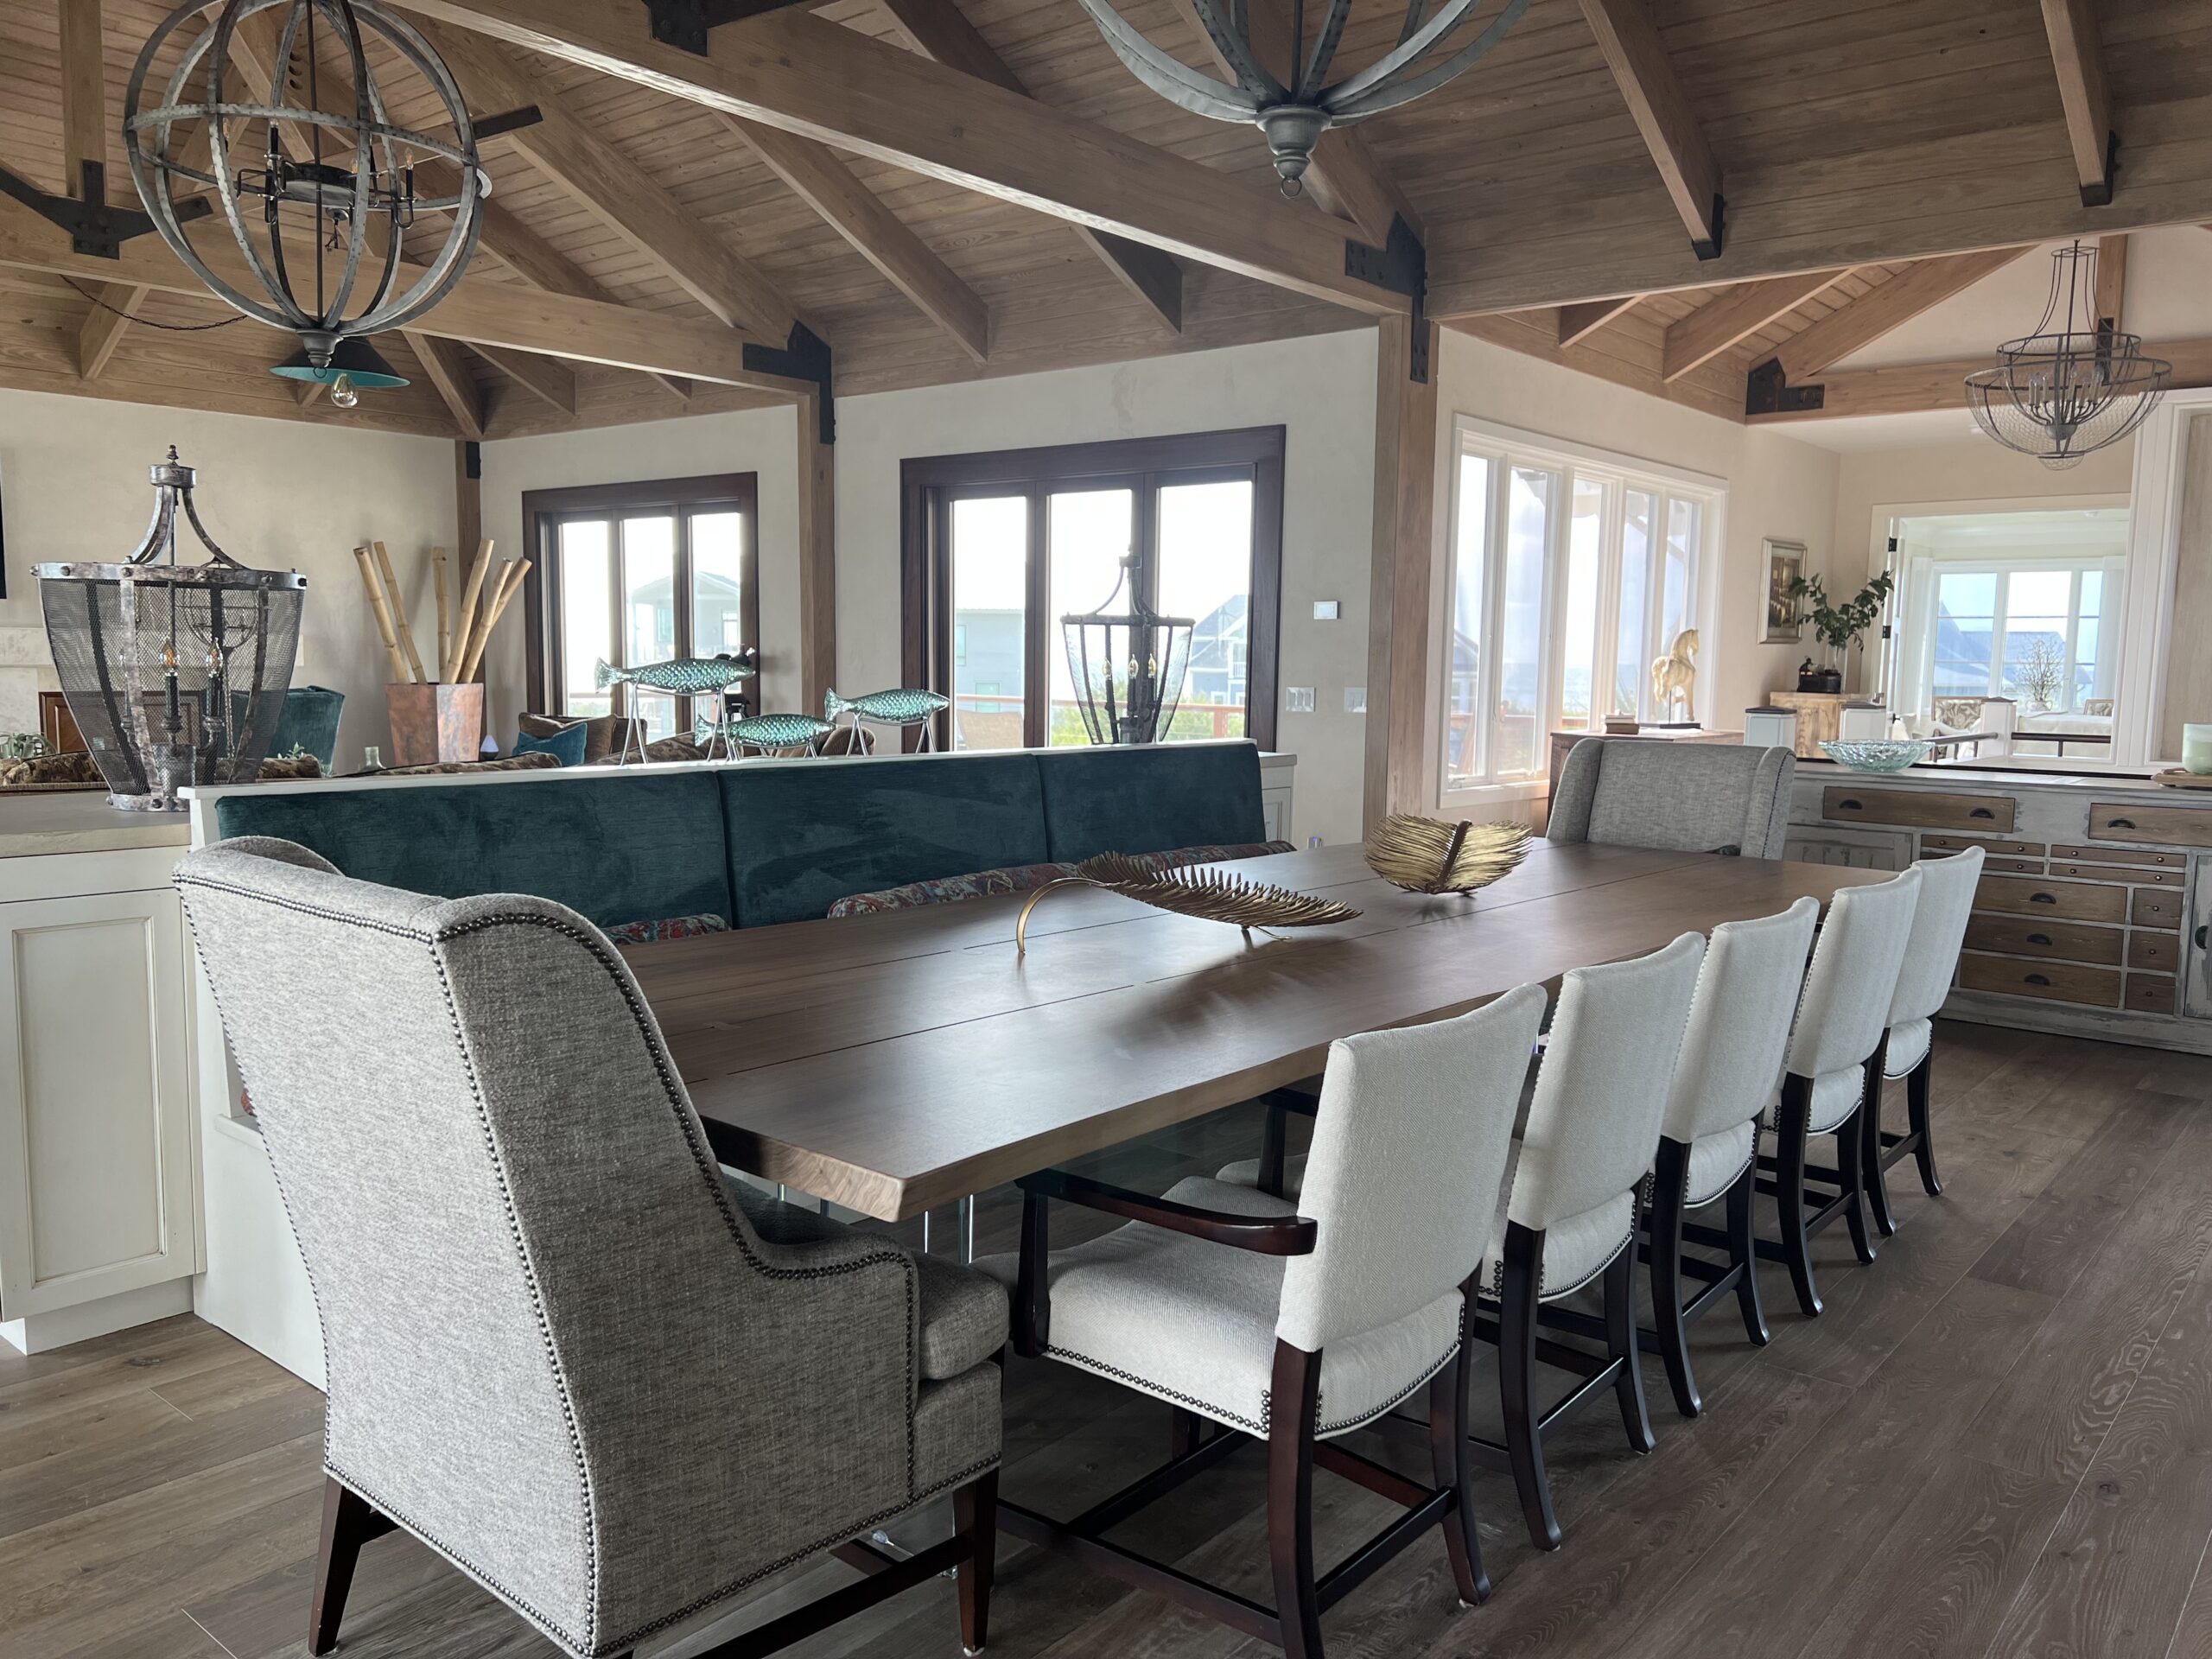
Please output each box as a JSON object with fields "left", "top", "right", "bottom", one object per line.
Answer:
{"left": 1015, "top": 852, "right": 1360, "bottom": 953}
{"left": 1364, "top": 815, "right": 1532, "bottom": 895}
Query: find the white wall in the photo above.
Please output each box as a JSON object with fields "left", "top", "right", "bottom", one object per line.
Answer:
{"left": 0, "top": 388, "right": 455, "bottom": 769}
{"left": 1431, "top": 329, "right": 1845, "bottom": 730}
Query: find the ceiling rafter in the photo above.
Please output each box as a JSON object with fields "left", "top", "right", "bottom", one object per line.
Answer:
{"left": 872, "top": 0, "right": 1183, "bottom": 334}
{"left": 1557, "top": 296, "right": 1642, "bottom": 347}
{"left": 1772, "top": 248, "right": 2031, "bottom": 382}
{"left": 385, "top": 0, "right": 1409, "bottom": 318}
{"left": 55, "top": 0, "right": 149, "bottom": 382}
{"left": 1576, "top": 0, "right": 1722, "bottom": 259}
{"left": 2039, "top": 0, "right": 2116, "bottom": 207}
{"left": 2094, "top": 232, "right": 2127, "bottom": 331}
{"left": 1661, "top": 268, "right": 1849, "bottom": 382}
{"left": 1747, "top": 338, "right": 2212, "bottom": 423}
{"left": 405, "top": 329, "right": 487, "bottom": 439}
{"left": 474, "top": 342, "right": 577, "bottom": 416}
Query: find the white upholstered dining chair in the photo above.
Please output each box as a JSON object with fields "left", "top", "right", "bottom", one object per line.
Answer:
{"left": 1863, "top": 845, "right": 1983, "bottom": 1236}
{"left": 1765, "top": 864, "right": 1923, "bottom": 1318}
{"left": 1476, "top": 931, "right": 1706, "bottom": 1550}
{"left": 1646, "top": 898, "right": 1821, "bottom": 1417}
{"left": 987, "top": 984, "right": 1548, "bottom": 1659}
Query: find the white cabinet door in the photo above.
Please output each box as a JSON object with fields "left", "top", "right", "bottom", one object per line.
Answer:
{"left": 0, "top": 887, "right": 197, "bottom": 1319}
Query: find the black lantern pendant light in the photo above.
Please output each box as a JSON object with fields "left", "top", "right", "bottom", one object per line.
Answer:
{"left": 124, "top": 0, "right": 491, "bottom": 402}
{"left": 1061, "top": 554, "right": 1196, "bottom": 746}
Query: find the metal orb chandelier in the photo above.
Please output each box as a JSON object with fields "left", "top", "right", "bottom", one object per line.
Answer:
{"left": 1073, "top": 0, "right": 1530, "bottom": 194}
{"left": 1964, "top": 240, "right": 2170, "bottom": 470}
{"left": 124, "top": 0, "right": 491, "bottom": 402}
{"left": 1061, "top": 554, "right": 1195, "bottom": 746}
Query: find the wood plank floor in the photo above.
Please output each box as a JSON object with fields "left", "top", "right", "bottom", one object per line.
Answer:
{"left": 7, "top": 1020, "right": 2212, "bottom": 1659}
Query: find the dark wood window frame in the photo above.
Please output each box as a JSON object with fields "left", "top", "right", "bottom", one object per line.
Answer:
{"left": 899, "top": 426, "right": 1284, "bottom": 752}
{"left": 523, "top": 473, "right": 760, "bottom": 734}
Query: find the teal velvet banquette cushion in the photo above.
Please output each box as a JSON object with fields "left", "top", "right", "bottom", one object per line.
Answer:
{"left": 1036, "top": 742, "right": 1266, "bottom": 861}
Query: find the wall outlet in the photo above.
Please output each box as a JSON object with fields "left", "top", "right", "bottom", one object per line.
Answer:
{"left": 1284, "top": 686, "right": 1316, "bottom": 714}
{"left": 1313, "top": 600, "right": 1340, "bottom": 620}
{"left": 1344, "top": 686, "right": 1368, "bottom": 713}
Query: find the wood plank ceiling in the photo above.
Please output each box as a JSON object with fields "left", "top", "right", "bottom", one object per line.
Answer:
{"left": 0, "top": 0, "right": 2206, "bottom": 441}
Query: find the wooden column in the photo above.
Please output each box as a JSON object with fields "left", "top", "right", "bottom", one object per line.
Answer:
{"left": 454, "top": 440, "right": 482, "bottom": 575}
{"left": 1362, "top": 315, "right": 1440, "bottom": 832}
{"left": 796, "top": 393, "right": 837, "bottom": 716}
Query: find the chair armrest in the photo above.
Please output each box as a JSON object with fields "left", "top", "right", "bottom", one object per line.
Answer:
{"left": 1018, "top": 1168, "right": 1318, "bottom": 1255}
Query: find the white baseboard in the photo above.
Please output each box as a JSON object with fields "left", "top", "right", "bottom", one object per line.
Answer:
{"left": 0, "top": 1276, "right": 194, "bottom": 1355}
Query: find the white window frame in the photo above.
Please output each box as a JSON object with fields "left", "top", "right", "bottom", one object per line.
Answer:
{"left": 1434, "top": 416, "right": 1725, "bottom": 810}
{"left": 1903, "top": 554, "right": 2123, "bottom": 715}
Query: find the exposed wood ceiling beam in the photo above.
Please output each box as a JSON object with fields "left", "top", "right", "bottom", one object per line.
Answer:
{"left": 721, "top": 113, "right": 988, "bottom": 363}
{"left": 0, "top": 192, "right": 811, "bottom": 392}
{"left": 387, "top": 0, "right": 1408, "bottom": 318}
{"left": 1746, "top": 339, "right": 2212, "bottom": 423}
{"left": 418, "top": 20, "right": 806, "bottom": 344}
{"left": 2095, "top": 232, "right": 2128, "bottom": 331}
{"left": 1774, "top": 248, "right": 2031, "bottom": 381}
{"left": 2040, "top": 0, "right": 2117, "bottom": 207}
{"left": 1661, "top": 268, "right": 1849, "bottom": 382}
{"left": 404, "top": 331, "right": 487, "bottom": 440}
{"left": 57, "top": 0, "right": 149, "bottom": 382}
{"left": 1166, "top": 0, "right": 1421, "bottom": 246}
{"left": 1577, "top": 0, "right": 1722, "bottom": 259}
{"left": 76, "top": 285, "right": 146, "bottom": 378}
{"left": 1557, "top": 296, "right": 1642, "bottom": 347}
{"left": 475, "top": 343, "right": 578, "bottom": 416}
{"left": 872, "top": 0, "right": 1183, "bottom": 333}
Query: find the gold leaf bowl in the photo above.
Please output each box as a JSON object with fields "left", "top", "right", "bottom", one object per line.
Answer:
{"left": 1016, "top": 852, "right": 1361, "bottom": 952}
{"left": 1363, "top": 815, "right": 1532, "bottom": 894}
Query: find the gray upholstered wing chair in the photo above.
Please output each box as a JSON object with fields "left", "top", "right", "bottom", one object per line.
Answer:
{"left": 1547, "top": 740, "right": 1796, "bottom": 859}
{"left": 175, "top": 838, "right": 1006, "bottom": 1659}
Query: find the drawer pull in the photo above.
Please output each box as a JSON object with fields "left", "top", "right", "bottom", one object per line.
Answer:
{"left": 1971, "top": 807, "right": 1996, "bottom": 819}
{"left": 2027, "top": 932, "right": 2053, "bottom": 945}
{"left": 2025, "top": 973, "right": 2051, "bottom": 986}
{"left": 1839, "top": 798, "right": 1863, "bottom": 810}
{"left": 2197, "top": 925, "right": 2208, "bottom": 950}
{"left": 2108, "top": 817, "right": 2137, "bottom": 830}
{"left": 2030, "top": 892, "right": 2056, "bottom": 905}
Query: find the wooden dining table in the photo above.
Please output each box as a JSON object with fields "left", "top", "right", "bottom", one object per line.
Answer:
{"left": 624, "top": 842, "right": 1888, "bottom": 1225}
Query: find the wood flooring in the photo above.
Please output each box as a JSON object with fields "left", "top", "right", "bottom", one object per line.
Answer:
{"left": 5, "top": 1020, "right": 2212, "bottom": 1659}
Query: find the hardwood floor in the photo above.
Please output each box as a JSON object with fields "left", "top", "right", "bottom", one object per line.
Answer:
{"left": 6, "top": 1021, "right": 2212, "bottom": 1659}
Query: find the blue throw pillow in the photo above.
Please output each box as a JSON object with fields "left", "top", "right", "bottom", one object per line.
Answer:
{"left": 512, "top": 723, "right": 587, "bottom": 767}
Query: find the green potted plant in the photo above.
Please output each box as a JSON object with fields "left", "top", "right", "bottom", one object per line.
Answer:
{"left": 1788, "top": 570, "right": 1895, "bottom": 693}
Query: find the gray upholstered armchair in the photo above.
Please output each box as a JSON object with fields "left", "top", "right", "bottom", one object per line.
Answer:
{"left": 175, "top": 838, "right": 1006, "bottom": 1659}
{"left": 1547, "top": 740, "right": 1796, "bottom": 859}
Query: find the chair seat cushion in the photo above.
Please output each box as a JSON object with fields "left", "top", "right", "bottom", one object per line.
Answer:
{"left": 1479, "top": 1183, "right": 1635, "bottom": 1302}
{"left": 976, "top": 1177, "right": 1460, "bottom": 1440}
{"left": 1885, "top": 1017, "right": 1932, "bottom": 1078}
{"left": 726, "top": 1179, "right": 1007, "bottom": 1380}
{"left": 1677, "top": 1119, "right": 1757, "bottom": 1209}
{"left": 1764, "top": 1065, "right": 1866, "bottom": 1135}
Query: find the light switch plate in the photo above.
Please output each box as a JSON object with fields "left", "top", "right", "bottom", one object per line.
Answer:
{"left": 1284, "top": 686, "right": 1316, "bottom": 714}
{"left": 1313, "top": 600, "right": 1340, "bottom": 620}
{"left": 1344, "top": 686, "right": 1367, "bottom": 713}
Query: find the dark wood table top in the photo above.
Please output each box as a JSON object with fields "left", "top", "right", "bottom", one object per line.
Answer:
{"left": 626, "top": 842, "right": 1889, "bottom": 1220}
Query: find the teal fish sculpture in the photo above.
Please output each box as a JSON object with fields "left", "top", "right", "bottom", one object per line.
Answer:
{"left": 823, "top": 687, "right": 949, "bottom": 724}
{"left": 695, "top": 712, "right": 836, "bottom": 751}
{"left": 596, "top": 652, "right": 756, "bottom": 696}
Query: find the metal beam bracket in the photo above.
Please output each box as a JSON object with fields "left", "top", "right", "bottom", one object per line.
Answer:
{"left": 0, "top": 160, "right": 192, "bottom": 259}
{"left": 2082, "top": 130, "right": 2120, "bottom": 208}
{"left": 1347, "top": 215, "right": 1430, "bottom": 383}
{"left": 744, "top": 322, "right": 835, "bottom": 443}
{"left": 472, "top": 105, "right": 544, "bottom": 142}
{"left": 1691, "top": 193, "right": 1726, "bottom": 261}
{"left": 641, "top": 0, "right": 814, "bottom": 54}
{"left": 1744, "top": 355, "right": 1824, "bottom": 416}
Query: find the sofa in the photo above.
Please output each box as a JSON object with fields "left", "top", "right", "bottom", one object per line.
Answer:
{"left": 208, "top": 739, "right": 1272, "bottom": 934}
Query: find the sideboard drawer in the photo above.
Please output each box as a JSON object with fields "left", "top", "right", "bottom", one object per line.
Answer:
{"left": 1964, "top": 916, "right": 2122, "bottom": 965}
{"left": 1961, "top": 952, "right": 2122, "bottom": 1007}
{"left": 2133, "top": 889, "right": 2186, "bottom": 931}
{"left": 2126, "top": 975, "right": 2177, "bottom": 1014}
{"left": 2051, "top": 843, "right": 2189, "bottom": 870}
{"left": 1825, "top": 787, "right": 2015, "bottom": 833}
{"left": 1923, "top": 834, "right": 2044, "bottom": 857}
{"left": 2130, "top": 931, "right": 2183, "bottom": 973}
{"left": 2048, "top": 860, "right": 2183, "bottom": 887}
{"left": 2088, "top": 804, "right": 2212, "bottom": 848}
{"left": 1974, "top": 874, "right": 2126, "bottom": 924}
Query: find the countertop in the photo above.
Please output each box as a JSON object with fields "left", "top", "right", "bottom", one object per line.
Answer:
{"left": 0, "top": 791, "right": 193, "bottom": 857}
{"left": 1797, "top": 760, "right": 2202, "bottom": 802}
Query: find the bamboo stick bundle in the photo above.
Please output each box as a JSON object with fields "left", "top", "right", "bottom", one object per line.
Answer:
{"left": 445, "top": 539, "right": 494, "bottom": 682}
{"left": 461, "top": 558, "right": 532, "bottom": 681}
{"left": 353, "top": 545, "right": 411, "bottom": 683}
{"left": 372, "top": 541, "right": 426, "bottom": 683}
{"left": 432, "top": 546, "right": 452, "bottom": 681}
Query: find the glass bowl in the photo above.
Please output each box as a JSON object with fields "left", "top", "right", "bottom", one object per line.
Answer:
{"left": 1821, "top": 738, "right": 1932, "bottom": 772}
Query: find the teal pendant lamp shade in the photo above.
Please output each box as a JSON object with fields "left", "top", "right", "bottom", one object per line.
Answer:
{"left": 271, "top": 336, "right": 410, "bottom": 390}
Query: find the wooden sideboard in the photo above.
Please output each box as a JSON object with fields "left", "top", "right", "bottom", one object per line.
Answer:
{"left": 1765, "top": 692, "right": 1851, "bottom": 757}
{"left": 1787, "top": 765, "right": 2212, "bottom": 1052}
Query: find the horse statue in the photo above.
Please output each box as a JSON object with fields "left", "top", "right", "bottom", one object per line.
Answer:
{"left": 1649, "top": 628, "right": 1699, "bottom": 721}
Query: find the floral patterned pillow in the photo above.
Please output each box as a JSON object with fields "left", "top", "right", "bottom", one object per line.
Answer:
{"left": 824, "top": 842, "right": 1294, "bottom": 918}
{"left": 604, "top": 912, "right": 731, "bottom": 945}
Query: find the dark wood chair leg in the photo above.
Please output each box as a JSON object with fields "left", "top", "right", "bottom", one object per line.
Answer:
{"left": 1649, "top": 1138, "right": 1700, "bottom": 1417}
{"left": 1428, "top": 1282, "right": 1489, "bottom": 1608}
{"left": 1726, "top": 1160, "right": 1769, "bottom": 1346}
{"left": 309, "top": 1478, "right": 385, "bottom": 1657}
{"left": 1259, "top": 1103, "right": 1289, "bottom": 1198}
{"left": 954, "top": 1468, "right": 999, "bottom": 1656}
{"left": 1605, "top": 1241, "right": 1655, "bottom": 1453}
{"left": 1267, "top": 1341, "right": 1325, "bottom": 1659}
{"left": 1170, "top": 1406, "right": 1205, "bottom": 1459}
{"left": 1775, "top": 1075, "right": 1823, "bottom": 1319}
{"left": 1860, "top": 1044, "right": 1897, "bottom": 1239}
{"left": 1909, "top": 1047, "right": 1942, "bottom": 1197}
{"left": 1835, "top": 1097, "right": 1878, "bottom": 1267}
{"left": 1497, "top": 1223, "right": 1562, "bottom": 1551}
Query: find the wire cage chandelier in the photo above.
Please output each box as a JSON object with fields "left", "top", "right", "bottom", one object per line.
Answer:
{"left": 124, "top": 0, "right": 491, "bottom": 405}
{"left": 1061, "top": 554, "right": 1196, "bottom": 746}
{"left": 1073, "top": 0, "right": 1530, "bottom": 194}
{"left": 1963, "top": 240, "right": 2171, "bottom": 470}
{"left": 35, "top": 451, "right": 305, "bottom": 812}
